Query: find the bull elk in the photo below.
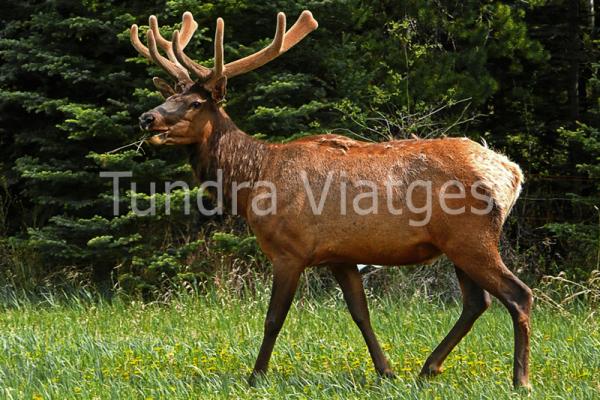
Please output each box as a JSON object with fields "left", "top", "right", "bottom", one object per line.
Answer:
{"left": 129, "top": 10, "right": 532, "bottom": 388}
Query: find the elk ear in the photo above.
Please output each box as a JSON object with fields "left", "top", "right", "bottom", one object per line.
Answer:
{"left": 210, "top": 76, "right": 227, "bottom": 103}
{"left": 152, "top": 77, "right": 176, "bottom": 98}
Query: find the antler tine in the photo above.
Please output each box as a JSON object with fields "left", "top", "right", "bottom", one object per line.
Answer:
{"left": 178, "top": 12, "right": 198, "bottom": 48}
{"left": 147, "top": 29, "right": 191, "bottom": 83}
{"left": 130, "top": 24, "right": 151, "bottom": 59}
{"left": 149, "top": 15, "right": 193, "bottom": 69}
{"left": 221, "top": 12, "right": 285, "bottom": 79}
{"left": 130, "top": 15, "right": 193, "bottom": 84}
{"left": 281, "top": 10, "right": 318, "bottom": 52}
{"left": 272, "top": 12, "right": 286, "bottom": 52}
{"left": 222, "top": 10, "right": 317, "bottom": 79}
{"left": 172, "top": 30, "right": 213, "bottom": 80}
{"left": 214, "top": 18, "right": 225, "bottom": 78}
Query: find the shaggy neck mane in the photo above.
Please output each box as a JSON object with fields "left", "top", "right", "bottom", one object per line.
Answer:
{"left": 188, "top": 106, "right": 268, "bottom": 208}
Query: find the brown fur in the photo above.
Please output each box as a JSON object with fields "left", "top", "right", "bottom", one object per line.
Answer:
{"left": 141, "top": 99, "right": 532, "bottom": 388}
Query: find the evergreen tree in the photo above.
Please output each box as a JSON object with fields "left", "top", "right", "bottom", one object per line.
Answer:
{"left": 0, "top": 0, "right": 597, "bottom": 290}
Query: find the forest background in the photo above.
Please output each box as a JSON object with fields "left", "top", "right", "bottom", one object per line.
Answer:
{"left": 1, "top": 0, "right": 598, "bottom": 296}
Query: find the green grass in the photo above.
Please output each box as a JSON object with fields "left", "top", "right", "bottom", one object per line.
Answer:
{"left": 0, "top": 290, "right": 598, "bottom": 399}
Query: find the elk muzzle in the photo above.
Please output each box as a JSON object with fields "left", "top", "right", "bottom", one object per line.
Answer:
{"left": 139, "top": 112, "right": 156, "bottom": 130}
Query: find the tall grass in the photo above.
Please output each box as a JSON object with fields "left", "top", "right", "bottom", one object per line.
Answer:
{"left": 0, "top": 286, "right": 598, "bottom": 399}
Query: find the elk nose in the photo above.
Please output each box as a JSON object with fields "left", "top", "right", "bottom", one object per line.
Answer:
{"left": 139, "top": 113, "right": 155, "bottom": 130}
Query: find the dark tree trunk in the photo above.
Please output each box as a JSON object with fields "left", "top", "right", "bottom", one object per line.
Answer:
{"left": 567, "top": 0, "right": 581, "bottom": 121}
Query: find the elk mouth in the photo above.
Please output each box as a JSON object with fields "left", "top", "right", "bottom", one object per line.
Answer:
{"left": 148, "top": 129, "right": 169, "bottom": 144}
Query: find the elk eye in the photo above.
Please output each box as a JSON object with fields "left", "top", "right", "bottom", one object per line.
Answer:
{"left": 190, "top": 100, "right": 204, "bottom": 109}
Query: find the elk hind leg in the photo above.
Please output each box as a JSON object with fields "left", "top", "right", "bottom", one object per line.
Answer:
{"left": 420, "top": 266, "right": 491, "bottom": 376}
{"left": 445, "top": 245, "right": 533, "bottom": 389}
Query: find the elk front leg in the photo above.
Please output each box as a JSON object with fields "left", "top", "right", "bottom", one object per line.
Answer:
{"left": 329, "top": 264, "right": 394, "bottom": 377}
{"left": 249, "top": 262, "right": 302, "bottom": 385}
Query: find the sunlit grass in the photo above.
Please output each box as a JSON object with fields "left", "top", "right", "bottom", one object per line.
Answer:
{"left": 0, "top": 290, "right": 598, "bottom": 399}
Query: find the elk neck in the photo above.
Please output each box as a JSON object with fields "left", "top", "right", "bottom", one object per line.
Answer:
{"left": 187, "top": 105, "right": 268, "bottom": 214}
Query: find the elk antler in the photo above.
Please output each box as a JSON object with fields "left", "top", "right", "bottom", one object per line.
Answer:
{"left": 223, "top": 11, "right": 318, "bottom": 79}
{"left": 132, "top": 11, "right": 318, "bottom": 86}
{"left": 173, "top": 10, "right": 318, "bottom": 84}
{"left": 130, "top": 12, "right": 198, "bottom": 84}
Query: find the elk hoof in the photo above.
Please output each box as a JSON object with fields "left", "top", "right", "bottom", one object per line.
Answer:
{"left": 513, "top": 379, "right": 532, "bottom": 391}
{"left": 247, "top": 371, "right": 265, "bottom": 387}
{"left": 378, "top": 368, "right": 396, "bottom": 379}
{"left": 419, "top": 364, "right": 443, "bottom": 378}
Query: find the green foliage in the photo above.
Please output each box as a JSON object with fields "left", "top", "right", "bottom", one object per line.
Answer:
{"left": 540, "top": 123, "right": 600, "bottom": 278}
{"left": 0, "top": 291, "right": 598, "bottom": 398}
{"left": 1, "top": 0, "right": 599, "bottom": 291}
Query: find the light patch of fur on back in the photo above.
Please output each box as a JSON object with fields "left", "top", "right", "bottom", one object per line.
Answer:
{"left": 469, "top": 146, "right": 524, "bottom": 223}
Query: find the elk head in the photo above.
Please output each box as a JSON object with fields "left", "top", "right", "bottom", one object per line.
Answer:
{"left": 131, "top": 11, "right": 318, "bottom": 145}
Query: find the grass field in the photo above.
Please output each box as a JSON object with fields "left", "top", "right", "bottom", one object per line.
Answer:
{"left": 0, "top": 289, "right": 598, "bottom": 399}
